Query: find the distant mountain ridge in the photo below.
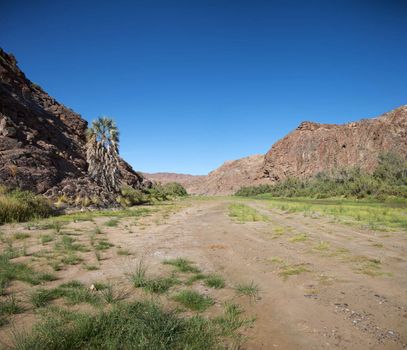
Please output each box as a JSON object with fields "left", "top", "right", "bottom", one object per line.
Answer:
{"left": 145, "top": 106, "right": 407, "bottom": 195}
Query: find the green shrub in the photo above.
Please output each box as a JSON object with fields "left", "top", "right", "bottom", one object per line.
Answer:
{"left": 235, "top": 152, "right": 407, "bottom": 200}
{"left": 0, "top": 188, "right": 53, "bottom": 224}
{"left": 117, "top": 186, "right": 148, "bottom": 207}
{"left": 161, "top": 182, "right": 188, "bottom": 197}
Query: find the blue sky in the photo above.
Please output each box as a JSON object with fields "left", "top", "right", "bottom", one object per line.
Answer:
{"left": 2, "top": 0, "right": 406, "bottom": 175}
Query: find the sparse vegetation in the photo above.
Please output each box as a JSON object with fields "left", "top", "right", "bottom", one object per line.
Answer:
{"left": 13, "top": 232, "right": 30, "bottom": 240}
{"left": 266, "top": 198, "right": 407, "bottom": 231}
{"left": 235, "top": 281, "right": 259, "bottom": 299}
{"left": 314, "top": 241, "right": 330, "bottom": 251}
{"left": 229, "top": 203, "right": 268, "bottom": 222}
{"left": 205, "top": 275, "right": 226, "bottom": 289}
{"left": 278, "top": 264, "right": 310, "bottom": 280}
{"left": 131, "top": 261, "right": 180, "bottom": 293}
{"left": 288, "top": 233, "right": 308, "bottom": 242}
{"left": 163, "top": 257, "right": 201, "bottom": 273}
{"left": 40, "top": 234, "right": 54, "bottom": 245}
{"left": 0, "top": 253, "right": 56, "bottom": 294}
{"left": 104, "top": 218, "right": 119, "bottom": 227}
{"left": 30, "top": 281, "right": 99, "bottom": 308}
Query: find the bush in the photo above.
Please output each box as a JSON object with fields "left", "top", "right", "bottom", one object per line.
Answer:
{"left": 162, "top": 182, "right": 188, "bottom": 197}
{"left": 0, "top": 187, "right": 53, "bottom": 224}
{"left": 147, "top": 182, "right": 188, "bottom": 202}
{"left": 235, "top": 152, "right": 407, "bottom": 200}
{"left": 117, "top": 186, "right": 149, "bottom": 207}
{"left": 117, "top": 182, "right": 187, "bottom": 207}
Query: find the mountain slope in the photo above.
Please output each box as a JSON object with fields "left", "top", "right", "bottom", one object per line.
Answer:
{"left": 145, "top": 154, "right": 266, "bottom": 195}
{"left": 0, "top": 48, "right": 148, "bottom": 205}
{"left": 261, "top": 105, "right": 407, "bottom": 181}
{"left": 146, "top": 106, "right": 407, "bottom": 195}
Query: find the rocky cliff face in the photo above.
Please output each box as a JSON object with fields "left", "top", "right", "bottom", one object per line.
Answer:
{"left": 0, "top": 49, "right": 148, "bottom": 205}
{"left": 261, "top": 106, "right": 407, "bottom": 181}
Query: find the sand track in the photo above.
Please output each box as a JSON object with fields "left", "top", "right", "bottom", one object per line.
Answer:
{"left": 1, "top": 198, "right": 406, "bottom": 349}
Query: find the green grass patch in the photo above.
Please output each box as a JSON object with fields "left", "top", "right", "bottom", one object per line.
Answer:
{"left": 30, "top": 280, "right": 100, "bottom": 308}
{"left": 215, "top": 302, "right": 254, "bottom": 338}
{"left": 104, "top": 218, "right": 119, "bottom": 227}
{"left": 185, "top": 273, "right": 207, "bottom": 285}
{"left": 229, "top": 203, "right": 268, "bottom": 222}
{"left": 61, "top": 252, "right": 83, "bottom": 265}
{"left": 314, "top": 241, "right": 330, "bottom": 251}
{"left": 94, "top": 240, "right": 114, "bottom": 250}
{"left": 278, "top": 264, "right": 310, "bottom": 280}
{"left": 266, "top": 198, "right": 407, "bottom": 231}
{"left": 13, "top": 232, "right": 30, "bottom": 240}
{"left": 173, "top": 290, "right": 214, "bottom": 311}
{"left": 272, "top": 226, "right": 285, "bottom": 237}
{"left": 131, "top": 262, "right": 180, "bottom": 294}
{"left": 235, "top": 281, "right": 259, "bottom": 299}
{"left": 163, "top": 258, "right": 200, "bottom": 273}
{"left": 0, "top": 253, "right": 56, "bottom": 294}
{"left": 40, "top": 234, "right": 54, "bottom": 245}
{"left": 55, "top": 235, "right": 88, "bottom": 252}
{"left": 288, "top": 233, "right": 308, "bottom": 242}
{"left": 83, "top": 264, "right": 99, "bottom": 271}
{"left": 14, "top": 299, "right": 246, "bottom": 350}
{"left": 205, "top": 275, "right": 225, "bottom": 289}
{"left": 352, "top": 257, "right": 390, "bottom": 277}
{"left": 0, "top": 295, "right": 24, "bottom": 316}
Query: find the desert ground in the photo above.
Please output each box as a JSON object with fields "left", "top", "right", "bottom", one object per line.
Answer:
{"left": 0, "top": 197, "right": 406, "bottom": 349}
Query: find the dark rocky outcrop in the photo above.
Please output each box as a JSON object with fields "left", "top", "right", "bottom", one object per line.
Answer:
{"left": 0, "top": 48, "right": 149, "bottom": 205}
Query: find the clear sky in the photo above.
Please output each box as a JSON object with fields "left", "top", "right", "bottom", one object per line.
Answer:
{"left": 1, "top": 0, "right": 406, "bottom": 175}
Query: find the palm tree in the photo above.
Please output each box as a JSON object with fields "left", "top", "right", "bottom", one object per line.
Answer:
{"left": 86, "top": 117, "right": 121, "bottom": 191}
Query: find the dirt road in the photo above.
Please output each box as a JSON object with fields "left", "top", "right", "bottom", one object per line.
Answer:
{"left": 123, "top": 198, "right": 407, "bottom": 349}
{"left": 1, "top": 198, "right": 406, "bottom": 349}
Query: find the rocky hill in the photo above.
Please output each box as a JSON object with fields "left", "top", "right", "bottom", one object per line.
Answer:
{"left": 145, "top": 155, "right": 265, "bottom": 195}
{"left": 146, "top": 106, "right": 407, "bottom": 195}
{"left": 0, "top": 48, "right": 148, "bottom": 205}
{"left": 261, "top": 105, "right": 407, "bottom": 181}
{"left": 145, "top": 154, "right": 267, "bottom": 195}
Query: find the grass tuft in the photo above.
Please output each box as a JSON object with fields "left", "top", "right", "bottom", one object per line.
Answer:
{"left": 163, "top": 258, "right": 200, "bottom": 273}
{"left": 104, "top": 218, "right": 119, "bottom": 227}
{"left": 235, "top": 281, "right": 260, "bottom": 299}
{"left": 278, "top": 264, "right": 310, "bottom": 280}
{"left": 173, "top": 290, "right": 214, "bottom": 311}
{"left": 288, "top": 233, "right": 308, "bottom": 242}
{"left": 13, "top": 299, "right": 246, "bottom": 350}
{"left": 13, "top": 232, "right": 30, "bottom": 240}
{"left": 205, "top": 275, "right": 225, "bottom": 289}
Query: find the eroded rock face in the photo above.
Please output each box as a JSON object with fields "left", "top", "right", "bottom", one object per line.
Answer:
{"left": 261, "top": 106, "right": 407, "bottom": 181}
{"left": 0, "top": 48, "right": 148, "bottom": 205}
